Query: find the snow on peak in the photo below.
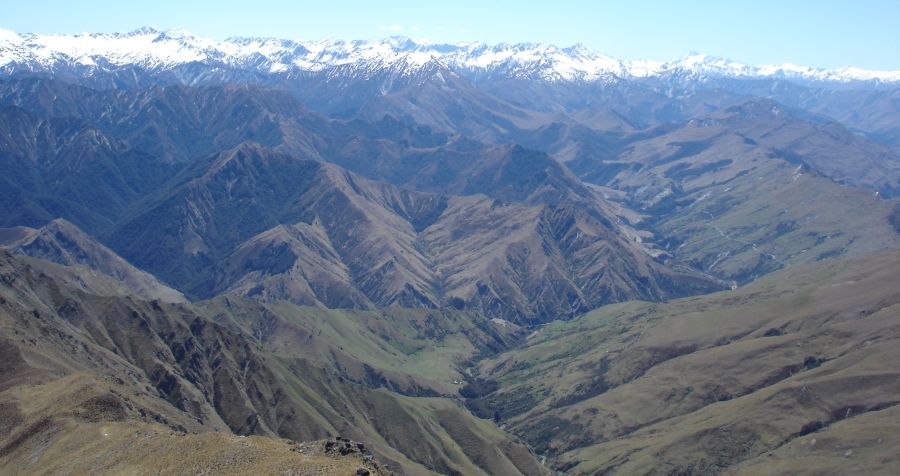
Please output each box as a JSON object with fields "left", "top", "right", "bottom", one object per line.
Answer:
{"left": 660, "top": 54, "right": 900, "bottom": 83}
{"left": 0, "top": 27, "right": 898, "bottom": 84}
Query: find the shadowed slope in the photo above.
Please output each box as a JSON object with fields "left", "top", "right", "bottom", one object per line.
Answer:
{"left": 0, "top": 218, "right": 185, "bottom": 302}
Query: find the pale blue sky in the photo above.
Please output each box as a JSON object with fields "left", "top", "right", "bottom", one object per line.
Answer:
{"left": 3, "top": 0, "right": 899, "bottom": 69}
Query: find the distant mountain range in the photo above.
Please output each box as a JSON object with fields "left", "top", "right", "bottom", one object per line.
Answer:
{"left": 2, "top": 27, "right": 899, "bottom": 84}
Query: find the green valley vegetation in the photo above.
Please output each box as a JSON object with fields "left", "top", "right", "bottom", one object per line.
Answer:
{"left": 463, "top": 250, "right": 900, "bottom": 474}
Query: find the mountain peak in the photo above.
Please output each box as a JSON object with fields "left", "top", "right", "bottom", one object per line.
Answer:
{"left": 123, "top": 26, "right": 164, "bottom": 36}
{"left": 382, "top": 35, "right": 420, "bottom": 50}
{"left": 2, "top": 27, "right": 898, "bottom": 83}
{"left": 0, "top": 218, "right": 186, "bottom": 302}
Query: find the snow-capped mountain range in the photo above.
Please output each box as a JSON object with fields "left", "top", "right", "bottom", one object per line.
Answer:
{"left": 1, "top": 27, "right": 899, "bottom": 84}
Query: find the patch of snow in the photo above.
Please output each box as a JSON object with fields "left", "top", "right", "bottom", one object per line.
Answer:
{"left": 1, "top": 28, "right": 897, "bottom": 84}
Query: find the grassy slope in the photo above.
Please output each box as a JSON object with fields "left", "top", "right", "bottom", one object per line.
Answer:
{"left": 0, "top": 252, "right": 548, "bottom": 475}
{"left": 0, "top": 374, "right": 385, "bottom": 476}
{"left": 656, "top": 160, "right": 900, "bottom": 283}
{"left": 201, "top": 299, "right": 543, "bottom": 475}
{"left": 4, "top": 222, "right": 898, "bottom": 474}
{"left": 729, "top": 404, "right": 900, "bottom": 475}
{"left": 470, "top": 249, "right": 900, "bottom": 474}
{"left": 585, "top": 106, "right": 900, "bottom": 285}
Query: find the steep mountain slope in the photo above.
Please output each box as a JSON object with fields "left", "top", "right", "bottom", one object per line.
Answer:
{"left": 0, "top": 78, "right": 725, "bottom": 322}
{"left": 0, "top": 79, "right": 329, "bottom": 164}
{"left": 107, "top": 142, "right": 447, "bottom": 305}
{"left": 676, "top": 77, "right": 900, "bottom": 150}
{"left": 319, "top": 137, "right": 598, "bottom": 206}
{"left": 0, "top": 78, "right": 571, "bottom": 200}
{"left": 0, "top": 49, "right": 894, "bottom": 314}
{"left": 651, "top": 160, "right": 900, "bottom": 284}
{"left": 782, "top": 87, "right": 900, "bottom": 150}
{"left": 555, "top": 99, "right": 900, "bottom": 283}
{"left": 213, "top": 191, "right": 719, "bottom": 323}
{"left": 605, "top": 99, "right": 900, "bottom": 198}
{"left": 296, "top": 58, "right": 547, "bottom": 143}
{"left": 106, "top": 142, "right": 720, "bottom": 323}
{"left": 465, "top": 249, "right": 900, "bottom": 474}
{"left": 0, "top": 104, "right": 178, "bottom": 230}
{"left": 0, "top": 250, "right": 548, "bottom": 475}
{"left": 419, "top": 195, "right": 719, "bottom": 322}
{"left": 0, "top": 218, "right": 184, "bottom": 302}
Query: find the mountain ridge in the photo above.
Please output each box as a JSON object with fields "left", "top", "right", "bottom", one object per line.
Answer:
{"left": 0, "top": 217, "right": 186, "bottom": 302}
{"left": 2, "top": 27, "right": 898, "bottom": 84}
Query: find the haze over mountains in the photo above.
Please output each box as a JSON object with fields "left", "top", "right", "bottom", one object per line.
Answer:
{"left": 1, "top": 26, "right": 899, "bottom": 475}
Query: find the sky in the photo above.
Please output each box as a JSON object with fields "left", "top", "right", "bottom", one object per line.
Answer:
{"left": 2, "top": 0, "right": 899, "bottom": 70}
